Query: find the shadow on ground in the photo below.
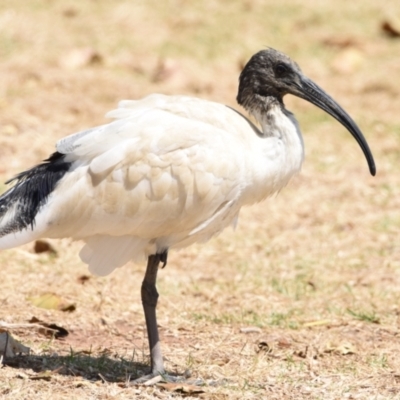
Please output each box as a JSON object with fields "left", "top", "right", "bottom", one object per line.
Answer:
{"left": 3, "top": 352, "right": 152, "bottom": 383}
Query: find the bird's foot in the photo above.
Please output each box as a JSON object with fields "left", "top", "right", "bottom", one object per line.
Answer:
{"left": 131, "top": 372, "right": 166, "bottom": 385}
{"left": 131, "top": 369, "right": 201, "bottom": 386}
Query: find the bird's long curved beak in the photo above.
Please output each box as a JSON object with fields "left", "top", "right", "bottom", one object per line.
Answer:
{"left": 294, "top": 77, "right": 376, "bottom": 176}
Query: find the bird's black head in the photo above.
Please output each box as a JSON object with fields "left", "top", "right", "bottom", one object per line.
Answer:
{"left": 237, "top": 48, "right": 303, "bottom": 108}
{"left": 236, "top": 48, "right": 376, "bottom": 176}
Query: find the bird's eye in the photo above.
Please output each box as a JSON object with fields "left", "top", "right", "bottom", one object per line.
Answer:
{"left": 275, "top": 63, "right": 289, "bottom": 77}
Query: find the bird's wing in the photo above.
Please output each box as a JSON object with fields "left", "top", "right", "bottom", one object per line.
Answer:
{"left": 30, "top": 97, "right": 250, "bottom": 274}
{"left": 51, "top": 115, "right": 243, "bottom": 232}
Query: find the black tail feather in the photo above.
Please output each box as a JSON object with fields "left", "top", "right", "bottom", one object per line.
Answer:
{"left": 0, "top": 152, "right": 71, "bottom": 236}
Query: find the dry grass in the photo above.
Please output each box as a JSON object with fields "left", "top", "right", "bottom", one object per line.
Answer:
{"left": 1, "top": 0, "right": 400, "bottom": 398}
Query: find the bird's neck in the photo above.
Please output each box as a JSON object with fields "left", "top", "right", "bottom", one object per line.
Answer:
{"left": 249, "top": 97, "right": 303, "bottom": 146}
{"left": 240, "top": 97, "right": 305, "bottom": 204}
{"left": 245, "top": 96, "right": 282, "bottom": 135}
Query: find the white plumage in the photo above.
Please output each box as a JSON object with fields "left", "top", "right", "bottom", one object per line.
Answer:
{"left": 0, "top": 49, "right": 375, "bottom": 381}
{"left": 1, "top": 94, "right": 303, "bottom": 276}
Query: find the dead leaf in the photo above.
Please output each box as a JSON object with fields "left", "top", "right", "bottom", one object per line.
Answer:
{"left": 77, "top": 275, "right": 91, "bottom": 284}
{"left": 215, "top": 357, "right": 230, "bottom": 366}
{"left": 303, "top": 319, "right": 331, "bottom": 328}
{"left": 336, "top": 342, "right": 357, "bottom": 355}
{"left": 296, "top": 347, "right": 308, "bottom": 359}
{"left": 29, "top": 293, "right": 62, "bottom": 310}
{"left": 277, "top": 338, "right": 292, "bottom": 349}
{"left": 240, "top": 326, "right": 262, "bottom": 334}
{"left": 30, "top": 371, "right": 53, "bottom": 381}
{"left": 158, "top": 382, "right": 205, "bottom": 395}
{"left": 29, "top": 317, "right": 69, "bottom": 339}
{"left": 60, "top": 304, "right": 76, "bottom": 313}
{"left": 28, "top": 293, "right": 75, "bottom": 312}
{"left": 34, "top": 240, "right": 57, "bottom": 255}
{"left": 59, "top": 48, "right": 103, "bottom": 70}
{"left": 381, "top": 20, "right": 400, "bottom": 38}
{"left": 324, "top": 341, "right": 357, "bottom": 355}
{"left": 256, "top": 340, "right": 270, "bottom": 353}
{"left": 307, "top": 280, "right": 316, "bottom": 290}
{"left": 0, "top": 332, "right": 30, "bottom": 357}
{"left": 74, "top": 380, "right": 92, "bottom": 388}
{"left": 46, "top": 324, "right": 68, "bottom": 339}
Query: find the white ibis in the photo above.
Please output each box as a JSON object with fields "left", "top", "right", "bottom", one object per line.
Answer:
{"left": 0, "top": 49, "right": 375, "bottom": 381}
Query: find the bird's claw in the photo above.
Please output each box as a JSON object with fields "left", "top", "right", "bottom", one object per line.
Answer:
{"left": 131, "top": 370, "right": 202, "bottom": 386}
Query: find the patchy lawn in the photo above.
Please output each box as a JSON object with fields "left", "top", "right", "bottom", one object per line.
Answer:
{"left": 0, "top": 0, "right": 400, "bottom": 398}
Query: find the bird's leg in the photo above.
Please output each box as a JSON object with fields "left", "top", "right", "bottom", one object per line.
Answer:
{"left": 134, "top": 263, "right": 205, "bottom": 385}
{"left": 137, "top": 252, "right": 166, "bottom": 381}
{"left": 134, "top": 250, "right": 201, "bottom": 385}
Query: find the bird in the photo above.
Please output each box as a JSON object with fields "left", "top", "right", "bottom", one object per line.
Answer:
{"left": 0, "top": 48, "right": 375, "bottom": 382}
